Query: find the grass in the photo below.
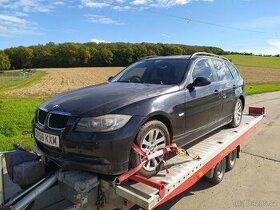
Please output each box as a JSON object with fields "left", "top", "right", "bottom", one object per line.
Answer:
{"left": 0, "top": 71, "right": 46, "bottom": 94}
{"left": 0, "top": 98, "right": 43, "bottom": 151}
{"left": 225, "top": 55, "right": 280, "bottom": 69}
{"left": 245, "top": 84, "right": 280, "bottom": 95}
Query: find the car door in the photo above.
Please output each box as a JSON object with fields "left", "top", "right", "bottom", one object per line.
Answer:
{"left": 176, "top": 58, "right": 221, "bottom": 145}
{"left": 211, "top": 59, "right": 236, "bottom": 121}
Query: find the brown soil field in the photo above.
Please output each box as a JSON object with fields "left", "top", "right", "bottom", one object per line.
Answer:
{"left": 6, "top": 67, "right": 123, "bottom": 97}
{"left": 4, "top": 66, "right": 280, "bottom": 97}
{"left": 238, "top": 66, "right": 280, "bottom": 85}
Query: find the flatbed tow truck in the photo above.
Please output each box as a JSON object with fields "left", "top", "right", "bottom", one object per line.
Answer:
{"left": 0, "top": 107, "right": 264, "bottom": 210}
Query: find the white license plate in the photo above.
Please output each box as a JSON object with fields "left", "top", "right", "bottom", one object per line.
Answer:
{"left": 35, "top": 128, "right": 60, "bottom": 148}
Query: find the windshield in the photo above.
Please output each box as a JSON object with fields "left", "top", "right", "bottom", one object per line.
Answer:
{"left": 112, "top": 59, "right": 189, "bottom": 85}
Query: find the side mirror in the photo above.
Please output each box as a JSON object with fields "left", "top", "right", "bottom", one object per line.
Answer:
{"left": 108, "top": 76, "right": 114, "bottom": 82}
{"left": 188, "top": 77, "right": 211, "bottom": 90}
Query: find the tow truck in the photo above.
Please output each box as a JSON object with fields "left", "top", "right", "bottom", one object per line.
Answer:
{"left": 0, "top": 107, "right": 264, "bottom": 210}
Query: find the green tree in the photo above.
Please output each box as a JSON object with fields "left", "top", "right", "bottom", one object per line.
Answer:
{"left": 0, "top": 51, "right": 11, "bottom": 70}
{"left": 17, "top": 47, "right": 34, "bottom": 68}
{"left": 99, "top": 47, "right": 113, "bottom": 66}
{"left": 161, "top": 44, "right": 183, "bottom": 56}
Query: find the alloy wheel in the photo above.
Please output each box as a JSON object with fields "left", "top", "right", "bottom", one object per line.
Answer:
{"left": 234, "top": 100, "right": 242, "bottom": 125}
{"left": 140, "top": 128, "right": 167, "bottom": 172}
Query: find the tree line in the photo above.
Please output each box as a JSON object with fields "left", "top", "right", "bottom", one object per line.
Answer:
{"left": 0, "top": 42, "right": 226, "bottom": 70}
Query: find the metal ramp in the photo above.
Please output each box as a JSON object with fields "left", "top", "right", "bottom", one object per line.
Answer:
{"left": 116, "top": 114, "right": 263, "bottom": 209}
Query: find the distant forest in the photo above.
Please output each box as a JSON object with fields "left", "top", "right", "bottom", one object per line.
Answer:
{"left": 0, "top": 42, "right": 225, "bottom": 70}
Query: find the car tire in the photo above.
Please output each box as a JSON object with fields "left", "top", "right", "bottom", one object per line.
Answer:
{"left": 229, "top": 98, "right": 243, "bottom": 128}
{"left": 226, "top": 148, "right": 237, "bottom": 171}
{"left": 130, "top": 120, "right": 170, "bottom": 178}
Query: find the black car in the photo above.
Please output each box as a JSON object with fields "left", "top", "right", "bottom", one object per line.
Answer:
{"left": 33, "top": 52, "right": 245, "bottom": 177}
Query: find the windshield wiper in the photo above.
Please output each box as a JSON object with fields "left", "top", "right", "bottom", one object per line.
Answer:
{"left": 117, "top": 80, "right": 131, "bottom": 83}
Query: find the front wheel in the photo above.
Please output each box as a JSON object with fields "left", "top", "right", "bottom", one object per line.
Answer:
{"left": 229, "top": 98, "right": 243, "bottom": 128}
{"left": 130, "top": 120, "right": 170, "bottom": 178}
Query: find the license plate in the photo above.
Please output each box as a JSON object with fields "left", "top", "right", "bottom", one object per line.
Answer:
{"left": 35, "top": 128, "right": 60, "bottom": 148}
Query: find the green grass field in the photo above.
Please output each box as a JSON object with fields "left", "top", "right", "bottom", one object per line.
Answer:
{"left": 0, "top": 98, "right": 42, "bottom": 150}
{"left": 245, "top": 84, "right": 280, "bottom": 95}
{"left": 225, "top": 55, "right": 280, "bottom": 69}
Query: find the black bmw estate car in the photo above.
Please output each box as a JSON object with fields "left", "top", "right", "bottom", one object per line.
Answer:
{"left": 33, "top": 52, "right": 245, "bottom": 177}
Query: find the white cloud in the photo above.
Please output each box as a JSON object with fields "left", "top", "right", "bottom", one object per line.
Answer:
{"left": 0, "top": 0, "right": 66, "bottom": 13}
{"left": 233, "top": 39, "right": 280, "bottom": 55}
{"left": 90, "top": 38, "right": 109, "bottom": 43}
{"left": 162, "top": 33, "right": 171, "bottom": 38}
{"left": 235, "top": 48, "right": 280, "bottom": 56}
{"left": 0, "top": 14, "right": 38, "bottom": 36}
{"left": 113, "top": 5, "right": 131, "bottom": 11}
{"left": 53, "top": 1, "right": 65, "bottom": 5}
{"left": 267, "top": 39, "right": 280, "bottom": 49}
{"left": 151, "top": 0, "right": 190, "bottom": 7}
{"left": 236, "top": 16, "right": 280, "bottom": 29}
{"left": 131, "top": 0, "right": 148, "bottom": 5}
{"left": 85, "top": 14, "right": 122, "bottom": 25}
{"left": 81, "top": 0, "right": 193, "bottom": 9}
{"left": 81, "top": 0, "right": 110, "bottom": 8}
{"left": 14, "top": 12, "right": 28, "bottom": 17}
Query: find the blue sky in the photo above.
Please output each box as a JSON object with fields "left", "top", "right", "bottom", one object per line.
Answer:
{"left": 0, "top": 0, "right": 279, "bottom": 54}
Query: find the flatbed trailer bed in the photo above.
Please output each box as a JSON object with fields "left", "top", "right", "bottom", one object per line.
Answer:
{"left": 0, "top": 108, "right": 264, "bottom": 210}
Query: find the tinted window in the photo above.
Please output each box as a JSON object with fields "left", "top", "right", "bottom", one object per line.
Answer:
{"left": 113, "top": 59, "right": 189, "bottom": 85}
{"left": 191, "top": 59, "right": 214, "bottom": 83}
{"left": 212, "top": 59, "right": 233, "bottom": 81}
{"left": 226, "top": 61, "right": 239, "bottom": 79}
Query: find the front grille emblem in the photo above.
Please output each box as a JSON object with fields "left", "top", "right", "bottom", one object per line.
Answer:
{"left": 53, "top": 104, "right": 60, "bottom": 109}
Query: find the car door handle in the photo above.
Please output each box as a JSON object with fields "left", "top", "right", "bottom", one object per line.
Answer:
{"left": 214, "top": 90, "right": 220, "bottom": 95}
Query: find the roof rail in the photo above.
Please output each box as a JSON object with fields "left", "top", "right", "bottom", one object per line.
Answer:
{"left": 140, "top": 55, "right": 158, "bottom": 60}
{"left": 190, "top": 52, "right": 229, "bottom": 61}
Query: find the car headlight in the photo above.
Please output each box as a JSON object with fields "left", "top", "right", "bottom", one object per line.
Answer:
{"left": 75, "top": 114, "right": 132, "bottom": 132}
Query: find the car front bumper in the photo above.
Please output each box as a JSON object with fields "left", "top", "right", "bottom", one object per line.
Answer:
{"left": 33, "top": 116, "right": 145, "bottom": 175}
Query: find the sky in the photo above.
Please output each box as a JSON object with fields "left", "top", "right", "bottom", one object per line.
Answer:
{"left": 0, "top": 0, "right": 279, "bottom": 55}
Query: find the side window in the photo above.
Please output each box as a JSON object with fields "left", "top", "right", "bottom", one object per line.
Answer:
{"left": 212, "top": 59, "right": 233, "bottom": 81}
{"left": 226, "top": 61, "right": 240, "bottom": 79}
{"left": 191, "top": 59, "right": 214, "bottom": 83}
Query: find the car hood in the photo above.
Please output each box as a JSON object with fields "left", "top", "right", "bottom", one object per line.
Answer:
{"left": 39, "top": 82, "right": 179, "bottom": 117}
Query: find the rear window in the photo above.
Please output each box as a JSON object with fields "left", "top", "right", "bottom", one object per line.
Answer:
{"left": 113, "top": 59, "right": 189, "bottom": 85}
{"left": 226, "top": 61, "right": 240, "bottom": 79}
{"left": 212, "top": 59, "right": 233, "bottom": 81}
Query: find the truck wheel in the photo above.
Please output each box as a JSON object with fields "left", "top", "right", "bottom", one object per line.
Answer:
{"left": 205, "top": 158, "right": 226, "bottom": 184}
{"left": 229, "top": 98, "right": 243, "bottom": 128}
{"left": 130, "top": 120, "right": 170, "bottom": 178}
{"left": 226, "top": 149, "right": 237, "bottom": 171}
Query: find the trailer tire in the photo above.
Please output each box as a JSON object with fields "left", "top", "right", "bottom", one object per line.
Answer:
{"left": 226, "top": 149, "right": 237, "bottom": 171}
{"left": 205, "top": 158, "right": 226, "bottom": 184}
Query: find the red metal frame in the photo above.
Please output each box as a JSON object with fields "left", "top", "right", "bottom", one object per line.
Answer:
{"left": 152, "top": 108, "right": 263, "bottom": 209}
{"left": 130, "top": 175, "right": 168, "bottom": 198}
{"left": 117, "top": 143, "right": 179, "bottom": 191}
